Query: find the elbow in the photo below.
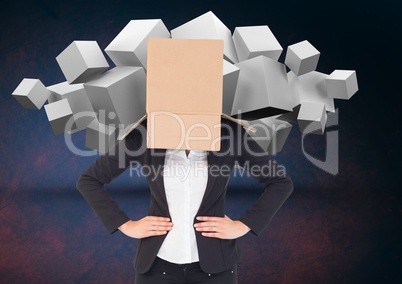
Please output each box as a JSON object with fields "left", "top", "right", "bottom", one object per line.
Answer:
{"left": 76, "top": 174, "right": 85, "bottom": 193}
{"left": 277, "top": 173, "right": 294, "bottom": 197}
{"left": 286, "top": 176, "right": 294, "bottom": 196}
{"left": 76, "top": 172, "right": 93, "bottom": 193}
{"left": 282, "top": 172, "right": 294, "bottom": 197}
{"left": 76, "top": 170, "right": 104, "bottom": 194}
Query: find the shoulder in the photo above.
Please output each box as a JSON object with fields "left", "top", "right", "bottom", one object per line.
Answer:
{"left": 124, "top": 118, "right": 148, "bottom": 149}
{"left": 220, "top": 117, "right": 244, "bottom": 134}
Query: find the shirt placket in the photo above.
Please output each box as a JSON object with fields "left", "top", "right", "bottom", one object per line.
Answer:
{"left": 183, "top": 153, "right": 192, "bottom": 261}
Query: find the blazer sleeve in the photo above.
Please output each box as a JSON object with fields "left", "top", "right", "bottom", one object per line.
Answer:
{"left": 76, "top": 132, "right": 144, "bottom": 234}
{"left": 236, "top": 124, "right": 294, "bottom": 237}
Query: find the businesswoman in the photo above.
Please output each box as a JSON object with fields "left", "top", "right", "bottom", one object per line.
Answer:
{"left": 77, "top": 117, "right": 293, "bottom": 284}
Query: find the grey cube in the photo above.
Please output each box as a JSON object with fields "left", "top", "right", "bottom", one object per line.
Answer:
{"left": 233, "top": 25, "right": 283, "bottom": 62}
{"left": 325, "top": 70, "right": 358, "bottom": 100}
{"left": 244, "top": 116, "right": 292, "bottom": 155}
{"left": 85, "top": 119, "right": 117, "bottom": 154}
{"left": 298, "top": 71, "right": 335, "bottom": 113}
{"left": 56, "top": 41, "right": 109, "bottom": 84}
{"left": 222, "top": 59, "right": 240, "bottom": 115}
{"left": 171, "top": 11, "right": 238, "bottom": 63}
{"left": 44, "top": 99, "right": 74, "bottom": 135}
{"left": 285, "top": 40, "right": 320, "bottom": 76}
{"left": 297, "top": 101, "right": 327, "bottom": 135}
{"left": 105, "top": 19, "right": 170, "bottom": 69}
{"left": 47, "top": 82, "right": 96, "bottom": 134}
{"left": 84, "top": 66, "right": 146, "bottom": 128}
{"left": 231, "top": 55, "right": 293, "bottom": 120}
{"left": 12, "top": 78, "right": 50, "bottom": 110}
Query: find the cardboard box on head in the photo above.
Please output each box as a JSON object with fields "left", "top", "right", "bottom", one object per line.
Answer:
{"left": 147, "top": 38, "right": 224, "bottom": 151}
{"left": 118, "top": 38, "right": 256, "bottom": 150}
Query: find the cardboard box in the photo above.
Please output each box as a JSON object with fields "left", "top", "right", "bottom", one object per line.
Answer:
{"left": 146, "top": 38, "right": 224, "bottom": 150}
{"left": 118, "top": 38, "right": 255, "bottom": 150}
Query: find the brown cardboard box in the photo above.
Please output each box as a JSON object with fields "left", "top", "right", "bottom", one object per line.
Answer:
{"left": 118, "top": 38, "right": 255, "bottom": 149}
{"left": 146, "top": 38, "right": 224, "bottom": 150}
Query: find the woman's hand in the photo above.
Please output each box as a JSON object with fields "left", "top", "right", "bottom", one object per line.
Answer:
{"left": 194, "top": 215, "right": 250, "bottom": 239}
{"left": 118, "top": 216, "right": 173, "bottom": 239}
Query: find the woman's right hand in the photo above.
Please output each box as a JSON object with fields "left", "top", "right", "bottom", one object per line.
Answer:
{"left": 118, "top": 216, "right": 173, "bottom": 239}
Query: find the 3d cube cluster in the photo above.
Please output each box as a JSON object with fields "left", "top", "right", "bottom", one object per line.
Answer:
{"left": 12, "top": 11, "right": 358, "bottom": 154}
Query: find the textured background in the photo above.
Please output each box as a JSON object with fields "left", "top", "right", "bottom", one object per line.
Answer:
{"left": 0, "top": 0, "right": 401, "bottom": 283}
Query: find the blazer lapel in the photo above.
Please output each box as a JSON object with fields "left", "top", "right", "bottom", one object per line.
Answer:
{"left": 198, "top": 151, "right": 220, "bottom": 212}
{"left": 149, "top": 149, "right": 221, "bottom": 216}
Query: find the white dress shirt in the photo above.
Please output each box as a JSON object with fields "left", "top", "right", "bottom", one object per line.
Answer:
{"left": 157, "top": 149, "right": 208, "bottom": 264}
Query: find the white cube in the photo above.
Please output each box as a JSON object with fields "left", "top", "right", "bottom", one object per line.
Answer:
{"left": 297, "top": 101, "right": 327, "bottom": 135}
{"left": 285, "top": 40, "right": 320, "bottom": 76}
{"left": 47, "top": 82, "right": 96, "bottom": 133}
{"left": 222, "top": 59, "right": 240, "bottom": 115}
{"left": 171, "top": 11, "right": 238, "bottom": 63}
{"left": 84, "top": 66, "right": 146, "bottom": 127}
{"left": 287, "top": 71, "right": 301, "bottom": 108}
{"left": 56, "top": 41, "right": 109, "bottom": 84}
{"left": 245, "top": 116, "right": 292, "bottom": 154}
{"left": 44, "top": 99, "right": 74, "bottom": 135}
{"left": 325, "top": 70, "right": 358, "bottom": 100}
{"left": 12, "top": 78, "right": 50, "bottom": 110}
{"left": 299, "top": 71, "right": 335, "bottom": 113}
{"left": 85, "top": 119, "right": 117, "bottom": 154}
{"left": 105, "top": 19, "right": 170, "bottom": 69}
{"left": 233, "top": 25, "right": 283, "bottom": 62}
{"left": 276, "top": 105, "right": 301, "bottom": 124}
{"left": 231, "top": 55, "right": 293, "bottom": 119}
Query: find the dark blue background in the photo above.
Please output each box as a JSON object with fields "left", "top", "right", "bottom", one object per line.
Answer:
{"left": 1, "top": 0, "right": 401, "bottom": 283}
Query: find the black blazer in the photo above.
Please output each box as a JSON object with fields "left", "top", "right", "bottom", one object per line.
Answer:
{"left": 76, "top": 117, "right": 293, "bottom": 274}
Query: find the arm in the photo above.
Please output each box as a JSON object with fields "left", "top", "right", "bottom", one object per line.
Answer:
{"left": 236, "top": 124, "right": 294, "bottom": 237}
{"left": 77, "top": 132, "right": 173, "bottom": 237}
{"left": 195, "top": 121, "right": 293, "bottom": 238}
{"left": 76, "top": 135, "right": 141, "bottom": 234}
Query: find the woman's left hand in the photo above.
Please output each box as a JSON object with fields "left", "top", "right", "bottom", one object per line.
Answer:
{"left": 194, "top": 215, "right": 250, "bottom": 239}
